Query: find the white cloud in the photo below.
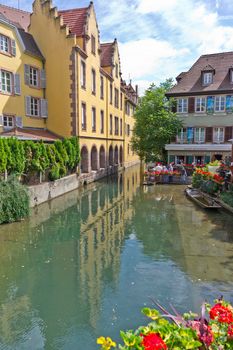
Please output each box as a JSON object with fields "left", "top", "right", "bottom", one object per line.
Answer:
{"left": 119, "top": 38, "right": 189, "bottom": 81}
{"left": 8, "top": 0, "right": 233, "bottom": 95}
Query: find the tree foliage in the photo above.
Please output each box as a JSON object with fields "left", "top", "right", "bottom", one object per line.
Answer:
{"left": 131, "top": 79, "right": 183, "bottom": 162}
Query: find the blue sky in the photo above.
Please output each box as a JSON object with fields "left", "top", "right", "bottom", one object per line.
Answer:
{"left": 3, "top": 0, "right": 233, "bottom": 93}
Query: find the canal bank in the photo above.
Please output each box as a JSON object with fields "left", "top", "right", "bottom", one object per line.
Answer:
{"left": 0, "top": 165, "right": 233, "bottom": 350}
{"left": 29, "top": 160, "right": 141, "bottom": 207}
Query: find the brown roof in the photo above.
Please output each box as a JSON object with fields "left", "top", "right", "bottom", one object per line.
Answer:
{"left": 167, "top": 51, "right": 233, "bottom": 96}
{"left": 0, "top": 4, "right": 30, "bottom": 31}
{"left": 0, "top": 128, "right": 60, "bottom": 142}
{"left": 100, "top": 42, "right": 114, "bottom": 67}
{"left": 58, "top": 7, "right": 88, "bottom": 36}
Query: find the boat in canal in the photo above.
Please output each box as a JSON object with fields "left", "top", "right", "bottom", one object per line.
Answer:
{"left": 185, "top": 188, "right": 221, "bottom": 209}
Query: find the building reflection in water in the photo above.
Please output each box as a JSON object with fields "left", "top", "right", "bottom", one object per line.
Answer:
{"left": 0, "top": 165, "right": 141, "bottom": 348}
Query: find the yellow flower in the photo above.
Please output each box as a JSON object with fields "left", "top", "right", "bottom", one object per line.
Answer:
{"left": 97, "top": 336, "right": 116, "bottom": 350}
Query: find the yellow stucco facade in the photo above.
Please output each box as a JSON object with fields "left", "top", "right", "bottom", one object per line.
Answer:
{"left": 0, "top": 17, "right": 45, "bottom": 133}
{"left": 0, "top": 0, "right": 139, "bottom": 170}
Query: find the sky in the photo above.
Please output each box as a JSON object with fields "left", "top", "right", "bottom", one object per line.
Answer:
{"left": 3, "top": 0, "right": 233, "bottom": 94}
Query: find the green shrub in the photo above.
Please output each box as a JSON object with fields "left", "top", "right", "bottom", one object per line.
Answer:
{"left": 48, "top": 163, "right": 60, "bottom": 181}
{"left": 0, "top": 139, "right": 7, "bottom": 174}
{"left": 0, "top": 177, "right": 29, "bottom": 224}
{"left": 0, "top": 137, "right": 80, "bottom": 181}
{"left": 62, "top": 138, "right": 76, "bottom": 170}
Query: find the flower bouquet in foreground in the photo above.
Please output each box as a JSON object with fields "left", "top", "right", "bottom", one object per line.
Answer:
{"left": 97, "top": 298, "right": 233, "bottom": 349}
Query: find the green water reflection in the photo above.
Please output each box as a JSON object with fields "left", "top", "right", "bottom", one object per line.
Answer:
{"left": 0, "top": 165, "right": 232, "bottom": 349}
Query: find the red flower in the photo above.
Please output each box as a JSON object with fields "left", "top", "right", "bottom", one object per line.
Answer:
{"left": 210, "top": 303, "right": 233, "bottom": 324}
{"left": 141, "top": 333, "right": 167, "bottom": 350}
{"left": 227, "top": 324, "right": 233, "bottom": 339}
{"left": 189, "top": 321, "right": 214, "bottom": 346}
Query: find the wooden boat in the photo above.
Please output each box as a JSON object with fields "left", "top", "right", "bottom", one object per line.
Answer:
{"left": 185, "top": 188, "right": 221, "bottom": 209}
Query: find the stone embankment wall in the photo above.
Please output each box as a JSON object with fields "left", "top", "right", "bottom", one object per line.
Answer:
{"left": 28, "top": 162, "right": 140, "bottom": 207}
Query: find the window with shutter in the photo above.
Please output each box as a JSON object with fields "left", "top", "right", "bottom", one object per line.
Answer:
{"left": 187, "top": 127, "right": 194, "bottom": 143}
{"left": 207, "top": 96, "right": 215, "bottom": 114}
{"left": 177, "top": 98, "right": 188, "bottom": 113}
{"left": 213, "top": 127, "right": 224, "bottom": 143}
{"left": 14, "top": 74, "right": 21, "bottom": 95}
{"left": 188, "top": 97, "right": 195, "bottom": 113}
{"left": 226, "top": 95, "right": 233, "bottom": 113}
{"left": 195, "top": 97, "right": 206, "bottom": 112}
{"left": 29, "top": 66, "right": 39, "bottom": 87}
{"left": 225, "top": 127, "right": 232, "bottom": 142}
{"left": 205, "top": 127, "right": 213, "bottom": 142}
{"left": 40, "top": 99, "right": 48, "bottom": 118}
{"left": 15, "top": 116, "right": 23, "bottom": 128}
{"left": 25, "top": 96, "right": 31, "bottom": 116}
{"left": 0, "top": 70, "right": 13, "bottom": 94}
{"left": 24, "top": 65, "right": 30, "bottom": 85}
{"left": 40, "top": 69, "right": 46, "bottom": 89}
{"left": 11, "top": 39, "right": 16, "bottom": 56}
{"left": 0, "top": 34, "right": 10, "bottom": 54}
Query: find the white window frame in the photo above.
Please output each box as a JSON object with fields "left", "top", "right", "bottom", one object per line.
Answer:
{"left": 195, "top": 97, "right": 206, "bottom": 113}
{"left": 194, "top": 127, "right": 205, "bottom": 143}
{"left": 213, "top": 127, "right": 224, "bottom": 143}
{"left": 203, "top": 72, "right": 213, "bottom": 85}
{"left": 30, "top": 97, "right": 40, "bottom": 117}
{"left": 0, "top": 34, "right": 10, "bottom": 54}
{"left": 29, "top": 66, "right": 39, "bottom": 87}
{"left": 177, "top": 128, "right": 187, "bottom": 143}
{"left": 1, "top": 70, "right": 12, "bottom": 94}
{"left": 177, "top": 98, "right": 188, "bottom": 113}
{"left": 3, "top": 115, "right": 14, "bottom": 129}
{"left": 215, "top": 96, "right": 225, "bottom": 112}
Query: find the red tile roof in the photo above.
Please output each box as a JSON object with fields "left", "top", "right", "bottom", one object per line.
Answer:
{"left": 0, "top": 128, "right": 60, "bottom": 142}
{"left": 0, "top": 4, "right": 30, "bottom": 31}
{"left": 58, "top": 8, "right": 88, "bottom": 36}
{"left": 167, "top": 51, "right": 233, "bottom": 96}
{"left": 100, "top": 42, "right": 114, "bottom": 67}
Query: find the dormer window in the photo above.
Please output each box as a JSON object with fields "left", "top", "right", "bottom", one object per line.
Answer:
{"left": 203, "top": 72, "right": 213, "bottom": 85}
{"left": 201, "top": 64, "right": 215, "bottom": 86}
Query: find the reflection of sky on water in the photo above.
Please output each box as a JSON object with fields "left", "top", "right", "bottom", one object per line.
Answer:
{"left": 0, "top": 169, "right": 233, "bottom": 349}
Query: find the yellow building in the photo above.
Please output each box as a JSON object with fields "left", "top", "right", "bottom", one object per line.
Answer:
{"left": 0, "top": 1, "right": 139, "bottom": 168}
{"left": 0, "top": 9, "right": 58, "bottom": 141}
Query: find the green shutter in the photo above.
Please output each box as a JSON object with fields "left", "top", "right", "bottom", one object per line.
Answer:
{"left": 186, "top": 156, "right": 193, "bottom": 164}
{"left": 169, "top": 155, "right": 175, "bottom": 163}
{"left": 204, "top": 155, "right": 210, "bottom": 164}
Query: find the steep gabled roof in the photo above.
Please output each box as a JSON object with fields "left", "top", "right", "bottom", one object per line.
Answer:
{"left": 58, "top": 7, "right": 89, "bottom": 36}
{"left": 167, "top": 51, "right": 233, "bottom": 96}
{"left": 100, "top": 42, "right": 114, "bottom": 67}
{"left": 0, "top": 4, "right": 30, "bottom": 31}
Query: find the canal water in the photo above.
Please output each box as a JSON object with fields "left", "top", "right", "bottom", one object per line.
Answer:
{"left": 0, "top": 165, "right": 233, "bottom": 350}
